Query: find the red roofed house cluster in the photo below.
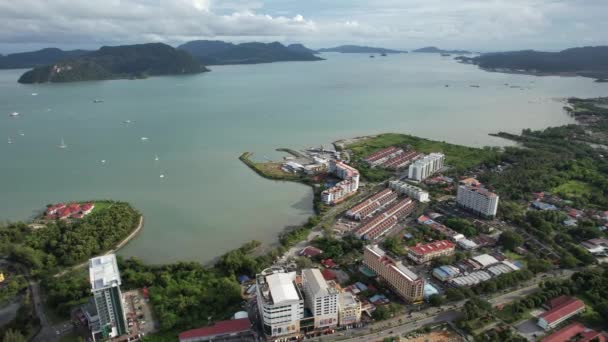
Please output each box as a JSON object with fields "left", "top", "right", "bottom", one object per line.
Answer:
{"left": 537, "top": 296, "right": 586, "bottom": 331}
{"left": 541, "top": 322, "right": 607, "bottom": 342}
{"left": 45, "top": 202, "right": 94, "bottom": 220}
{"left": 407, "top": 240, "right": 455, "bottom": 264}
{"left": 179, "top": 318, "right": 253, "bottom": 342}
{"left": 363, "top": 146, "right": 421, "bottom": 170}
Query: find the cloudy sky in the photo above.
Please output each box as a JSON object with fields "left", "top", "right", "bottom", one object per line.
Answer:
{"left": 1, "top": 0, "right": 607, "bottom": 53}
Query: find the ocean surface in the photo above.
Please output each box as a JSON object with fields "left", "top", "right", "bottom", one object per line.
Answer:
{"left": 1, "top": 53, "right": 606, "bottom": 264}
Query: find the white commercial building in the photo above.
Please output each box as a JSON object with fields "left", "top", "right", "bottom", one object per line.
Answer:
{"left": 456, "top": 183, "right": 499, "bottom": 218}
{"left": 408, "top": 153, "right": 445, "bottom": 181}
{"left": 389, "top": 180, "right": 430, "bottom": 202}
{"left": 301, "top": 269, "right": 339, "bottom": 329}
{"left": 256, "top": 268, "right": 304, "bottom": 339}
{"left": 89, "top": 254, "right": 128, "bottom": 340}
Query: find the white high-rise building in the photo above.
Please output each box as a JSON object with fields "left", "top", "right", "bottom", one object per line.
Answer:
{"left": 456, "top": 183, "right": 499, "bottom": 217}
{"left": 88, "top": 254, "right": 128, "bottom": 340}
{"left": 322, "top": 160, "right": 360, "bottom": 205}
{"left": 388, "top": 180, "right": 430, "bottom": 202}
{"left": 301, "top": 269, "right": 339, "bottom": 329}
{"left": 408, "top": 153, "right": 445, "bottom": 181}
{"left": 256, "top": 268, "right": 304, "bottom": 339}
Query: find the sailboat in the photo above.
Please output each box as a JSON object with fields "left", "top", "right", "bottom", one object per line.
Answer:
{"left": 58, "top": 137, "right": 67, "bottom": 149}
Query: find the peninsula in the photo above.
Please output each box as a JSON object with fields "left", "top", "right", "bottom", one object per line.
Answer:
{"left": 455, "top": 46, "right": 608, "bottom": 80}
{"left": 0, "top": 48, "right": 90, "bottom": 69}
{"left": 17, "top": 43, "right": 207, "bottom": 84}
{"left": 177, "top": 40, "right": 323, "bottom": 65}
{"left": 412, "top": 46, "right": 472, "bottom": 54}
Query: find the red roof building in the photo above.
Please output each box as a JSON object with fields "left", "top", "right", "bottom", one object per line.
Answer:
{"left": 407, "top": 240, "right": 455, "bottom": 264}
{"left": 178, "top": 318, "right": 252, "bottom": 342}
{"left": 299, "top": 246, "right": 322, "bottom": 258}
{"left": 321, "top": 259, "right": 338, "bottom": 269}
{"left": 81, "top": 203, "right": 94, "bottom": 214}
{"left": 321, "top": 268, "right": 336, "bottom": 281}
{"left": 541, "top": 322, "right": 607, "bottom": 342}
{"left": 538, "top": 296, "right": 585, "bottom": 331}
{"left": 57, "top": 208, "right": 72, "bottom": 219}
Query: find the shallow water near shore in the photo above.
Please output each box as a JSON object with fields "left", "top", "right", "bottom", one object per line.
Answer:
{"left": 1, "top": 53, "right": 606, "bottom": 264}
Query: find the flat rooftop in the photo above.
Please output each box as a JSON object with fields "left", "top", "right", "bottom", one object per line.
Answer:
{"left": 89, "top": 254, "right": 121, "bottom": 291}
{"left": 266, "top": 272, "right": 300, "bottom": 304}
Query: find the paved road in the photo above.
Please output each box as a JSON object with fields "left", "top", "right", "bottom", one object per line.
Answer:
{"left": 30, "top": 279, "right": 73, "bottom": 342}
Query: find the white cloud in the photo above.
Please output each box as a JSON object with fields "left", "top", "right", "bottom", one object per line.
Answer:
{"left": 0, "top": 0, "right": 607, "bottom": 52}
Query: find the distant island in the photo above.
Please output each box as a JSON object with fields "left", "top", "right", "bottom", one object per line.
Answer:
{"left": 17, "top": 43, "right": 207, "bottom": 84}
{"left": 177, "top": 40, "right": 323, "bottom": 65}
{"left": 317, "top": 45, "right": 406, "bottom": 54}
{"left": 455, "top": 46, "right": 608, "bottom": 80}
{"left": 412, "top": 46, "right": 471, "bottom": 54}
{"left": 0, "top": 48, "right": 91, "bottom": 69}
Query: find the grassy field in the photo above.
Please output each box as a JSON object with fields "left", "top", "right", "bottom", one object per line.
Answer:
{"left": 348, "top": 133, "right": 500, "bottom": 172}
{"left": 92, "top": 201, "right": 112, "bottom": 213}
{"left": 552, "top": 180, "right": 592, "bottom": 199}
{"left": 239, "top": 152, "right": 303, "bottom": 182}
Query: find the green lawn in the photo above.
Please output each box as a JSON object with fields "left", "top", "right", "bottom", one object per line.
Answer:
{"left": 504, "top": 251, "right": 526, "bottom": 265}
{"left": 348, "top": 133, "right": 500, "bottom": 172}
{"left": 91, "top": 201, "right": 112, "bottom": 213}
{"left": 552, "top": 180, "right": 592, "bottom": 199}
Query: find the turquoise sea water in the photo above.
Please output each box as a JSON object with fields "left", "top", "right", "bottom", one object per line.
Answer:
{"left": 1, "top": 53, "right": 606, "bottom": 263}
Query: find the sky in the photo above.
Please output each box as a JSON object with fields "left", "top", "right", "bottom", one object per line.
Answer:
{"left": 1, "top": 0, "right": 607, "bottom": 53}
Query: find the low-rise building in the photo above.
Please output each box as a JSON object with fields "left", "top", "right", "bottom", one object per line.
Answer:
{"left": 338, "top": 292, "right": 361, "bottom": 327}
{"left": 301, "top": 269, "right": 339, "bottom": 329}
{"left": 537, "top": 296, "right": 585, "bottom": 331}
{"left": 407, "top": 240, "right": 455, "bottom": 264}
{"left": 355, "top": 198, "right": 415, "bottom": 240}
{"left": 256, "top": 268, "right": 304, "bottom": 339}
{"left": 363, "top": 146, "right": 403, "bottom": 167}
{"left": 408, "top": 153, "right": 445, "bottom": 181}
{"left": 363, "top": 245, "right": 424, "bottom": 303}
{"left": 389, "top": 180, "right": 430, "bottom": 202}
{"left": 345, "top": 188, "right": 397, "bottom": 221}
{"left": 456, "top": 181, "right": 499, "bottom": 218}
{"left": 581, "top": 238, "right": 608, "bottom": 255}
{"left": 179, "top": 318, "right": 253, "bottom": 342}
{"left": 432, "top": 265, "right": 461, "bottom": 282}
{"left": 457, "top": 238, "right": 479, "bottom": 250}
{"left": 541, "top": 322, "right": 608, "bottom": 342}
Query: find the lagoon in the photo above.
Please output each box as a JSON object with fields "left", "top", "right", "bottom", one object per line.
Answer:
{"left": 0, "top": 53, "right": 606, "bottom": 263}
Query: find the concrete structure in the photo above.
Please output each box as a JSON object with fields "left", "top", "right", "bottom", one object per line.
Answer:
{"left": 432, "top": 265, "right": 461, "bottom": 282}
{"left": 179, "top": 318, "right": 253, "bottom": 342}
{"left": 538, "top": 296, "right": 585, "bottom": 331}
{"left": 581, "top": 238, "right": 608, "bottom": 255}
{"left": 88, "top": 254, "right": 128, "bottom": 340}
{"left": 256, "top": 267, "right": 304, "bottom": 339}
{"left": 408, "top": 153, "right": 445, "bottom": 181}
{"left": 456, "top": 182, "right": 499, "bottom": 218}
{"left": 338, "top": 292, "right": 361, "bottom": 327}
{"left": 449, "top": 271, "right": 492, "bottom": 287}
{"left": 345, "top": 188, "right": 397, "bottom": 221}
{"left": 322, "top": 160, "right": 360, "bottom": 205}
{"left": 301, "top": 269, "right": 339, "bottom": 329}
{"left": 355, "top": 198, "right": 415, "bottom": 240}
{"left": 457, "top": 238, "right": 479, "bottom": 250}
{"left": 363, "top": 245, "right": 424, "bottom": 303}
{"left": 389, "top": 180, "right": 430, "bottom": 202}
{"left": 407, "top": 240, "right": 455, "bottom": 264}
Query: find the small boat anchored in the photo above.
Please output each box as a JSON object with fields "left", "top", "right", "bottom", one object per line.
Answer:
{"left": 58, "top": 137, "right": 67, "bottom": 149}
{"left": 155, "top": 154, "right": 159, "bottom": 161}
{"left": 140, "top": 137, "right": 149, "bottom": 142}
{"left": 9, "top": 112, "right": 20, "bottom": 117}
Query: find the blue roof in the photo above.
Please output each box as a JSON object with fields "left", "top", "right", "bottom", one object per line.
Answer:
{"left": 237, "top": 275, "right": 251, "bottom": 283}
{"left": 424, "top": 283, "right": 439, "bottom": 299}
{"left": 355, "top": 282, "right": 368, "bottom": 291}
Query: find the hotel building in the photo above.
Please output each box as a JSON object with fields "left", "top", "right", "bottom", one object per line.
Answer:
{"left": 456, "top": 182, "right": 499, "bottom": 218}
{"left": 363, "top": 245, "right": 424, "bottom": 303}
{"left": 301, "top": 269, "right": 339, "bottom": 329}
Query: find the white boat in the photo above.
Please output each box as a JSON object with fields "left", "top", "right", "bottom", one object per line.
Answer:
{"left": 18, "top": 131, "right": 25, "bottom": 136}
{"left": 154, "top": 154, "right": 159, "bottom": 161}
{"left": 58, "top": 137, "right": 67, "bottom": 149}
{"left": 8, "top": 137, "right": 13, "bottom": 144}
{"left": 31, "top": 93, "right": 38, "bottom": 96}
{"left": 101, "top": 159, "right": 106, "bottom": 164}
{"left": 159, "top": 174, "right": 165, "bottom": 179}
{"left": 123, "top": 119, "right": 132, "bottom": 124}
{"left": 140, "top": 137, "right": 149, "bottom": 141}
{"left": 9, "top": 112, "right": 19, "bottom": 117}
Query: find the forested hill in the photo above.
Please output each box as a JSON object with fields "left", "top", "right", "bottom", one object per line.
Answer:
{"left": 177, "top": 40, "right": 323, "bottom": 65}
{"left": 412, "top": 46, "right": 471, "bottom": 54}
{"left": 317, "top": 45, "right": 405, "bottom": 54}
{"left": 456, "top": 46, "right": 608, "bottom": 80}
{"left": 18, "top": 43, "right": 208, "bottom": 84}
{"left": 0, "top": 48, "right": 90, "bottom": 69}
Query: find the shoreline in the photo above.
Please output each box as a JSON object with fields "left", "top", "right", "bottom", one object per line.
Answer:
{"left": 53, "top": 215, "right": 143, "bottom": 277}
